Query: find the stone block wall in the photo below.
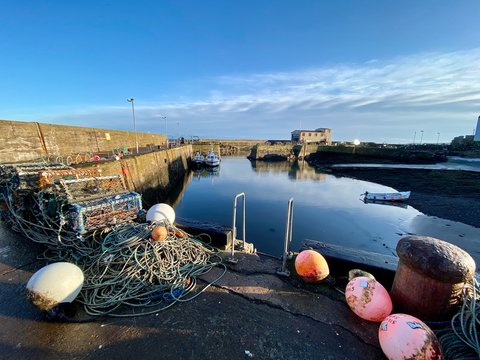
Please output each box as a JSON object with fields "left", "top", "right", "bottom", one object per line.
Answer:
{"left": 0, "top": 119, "right": 167, "bottom": 163}
{"left": 76, "top": 145, "right": 193, "bottom": 205}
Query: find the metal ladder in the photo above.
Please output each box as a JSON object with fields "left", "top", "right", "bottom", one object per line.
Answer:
{"left": 277, "top": 198, "right": 294, "bottom": 276}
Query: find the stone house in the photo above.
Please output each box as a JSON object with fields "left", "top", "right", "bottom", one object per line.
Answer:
{"left": 291, "top": 128, "right": 332, "bottom": 145}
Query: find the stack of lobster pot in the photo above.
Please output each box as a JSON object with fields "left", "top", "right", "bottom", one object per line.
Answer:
{"left": 0, "top": 161, "right": 143, "bottom": 235}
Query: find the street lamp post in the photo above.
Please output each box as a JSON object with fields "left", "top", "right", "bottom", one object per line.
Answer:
{"left": 159, "top": 116, "right": 167, "bottom": 146}
{"left": 420, "top": 130, "right": 424, "bottom": 144}
{"left": 437, "top": 132, "right": 440, "bottom": 145}
{"left": 413, "top": 131, "right": 416, "bottom": 145}
{"left": 127, "top": 98, "right": 139, "bottom": 154}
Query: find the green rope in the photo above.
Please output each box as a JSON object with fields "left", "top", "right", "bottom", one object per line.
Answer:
{"left": 78, "top": 223, "right": 225, "bottom": 317}
{"left": 437, "top": 278, "right": 480, "bottom": 359}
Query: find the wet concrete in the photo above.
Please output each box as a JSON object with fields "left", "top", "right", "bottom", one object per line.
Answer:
{"left": 0, "top": 221, "right": 385, "bottom": 360}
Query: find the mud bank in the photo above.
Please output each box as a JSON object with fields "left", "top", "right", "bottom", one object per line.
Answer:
{"left": 330, "top": 167, "right": 480, "bottom": 228}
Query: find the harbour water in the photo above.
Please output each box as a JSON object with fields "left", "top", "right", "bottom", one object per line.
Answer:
{"left": 173, "top": 157, "right": 480, "bottom": 260}
{"left": 333, "top": 156, "right": 480, "bottom": 172}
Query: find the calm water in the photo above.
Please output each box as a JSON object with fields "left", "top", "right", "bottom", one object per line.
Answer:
{"left": 172, "top": 157, "right": 480, "bottom": 260}
{"left": 334, "top": 156, "right": 480, "bottom": 172}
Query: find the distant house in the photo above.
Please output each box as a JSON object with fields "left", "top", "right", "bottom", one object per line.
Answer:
{"left": 291, "top": 128, "right": 332, "bottom": 145}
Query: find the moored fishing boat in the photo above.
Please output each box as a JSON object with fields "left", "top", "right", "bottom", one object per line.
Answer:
{"left": 204, "top": 150, "right": 220, "bottom": 167}
{"left": 362, "top": 191, "right": 411, "bottom": 202}
{"left": 193, "top": 152, "right": 205, "bottom": 167}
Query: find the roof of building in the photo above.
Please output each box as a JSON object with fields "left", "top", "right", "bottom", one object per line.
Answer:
{"left": 291, "top": 128, "right": 331, "bottom": 133}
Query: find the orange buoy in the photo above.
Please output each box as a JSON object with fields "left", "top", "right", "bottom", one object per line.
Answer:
{"left": 345, "top": 276, "right": 392, "bottom": 322}
{"left": 379, "top": 314, "right": 442, "bottom": 360}
{"left": 151, "top": 226, "right": 168, "bottom": 241}
{"left": 294, "top": 250, "right": 329, "bottom": 283}
{"left": 169, "top": 228, "right": 188, "bottom": 238}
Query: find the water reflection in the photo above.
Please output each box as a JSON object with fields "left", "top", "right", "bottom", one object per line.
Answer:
{"left": 192, "top": 167, "right": 220, "bottom": 181}
{"left": 362, "top": 199, "right": 408, "bottom": 209}
{"left": 171, "top": 157, "right": 480, "bottom": 262}
{"left": 250, "top": 160, "right": 326, "bottom": 181}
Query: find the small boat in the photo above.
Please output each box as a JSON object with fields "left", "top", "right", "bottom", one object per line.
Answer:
{"left": 362, "top": 191, "right": 411, "bottom": 202}
{"left": 193, "top": 152, "right": 205, "bottom": 167}
{"left": 204, "top": 150, "right": 220, "bottom": 167}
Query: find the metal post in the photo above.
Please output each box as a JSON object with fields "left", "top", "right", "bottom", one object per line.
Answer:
{"left": 277, "top": 198, "right": 294, "bottom": 276}
{"left": 227, "top": 192, "right": 246, "bottom": 264}
{"left": 127, "top": 98, "right": 139, "bottom": 154}
{"left": 160, "top": 116, "right": 167, "bottom": 146}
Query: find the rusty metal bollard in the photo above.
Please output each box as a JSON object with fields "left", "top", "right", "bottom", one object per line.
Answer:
{"left": 390, "top": 235, "right": 476, "bottom": 321}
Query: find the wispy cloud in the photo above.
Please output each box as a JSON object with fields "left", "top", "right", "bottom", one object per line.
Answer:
{"left": 45, "top": 48, "right": 480, "bottom": 143}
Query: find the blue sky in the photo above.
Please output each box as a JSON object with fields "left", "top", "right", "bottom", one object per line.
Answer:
{"left": 1, "top": 0, "right": 479, "bottom": 143}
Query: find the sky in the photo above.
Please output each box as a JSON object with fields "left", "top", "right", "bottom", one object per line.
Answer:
{"left": 1, "top": 0, "right": 479, "bottom": 143}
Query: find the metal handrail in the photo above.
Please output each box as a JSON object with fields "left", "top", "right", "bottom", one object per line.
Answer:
{"left": 277, "top": 198, "right": 294, "bottom": 276}
{"left": 227, "top": 192, "right": 246, "bottom": 264}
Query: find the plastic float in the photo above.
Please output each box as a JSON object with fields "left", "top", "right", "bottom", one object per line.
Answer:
{"left": 151, "top": 225, "right": 168, "bottom": 241}
{"left": 379, "top": 313, "right": 442, "bottom": 359}
{"left": 345, "top": 275, "right": 392, "bottom": 322}
{"left": 294, "top": 249, "right": 329, "bottom": 282}
{"left": 26, "top": 262, "right": 84, "bottom": 312}
{"left": 146, "top": 203, "right": 176, "bottom": 224}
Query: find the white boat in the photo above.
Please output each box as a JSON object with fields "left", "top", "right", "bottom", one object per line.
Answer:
{"left": 193, "top": 152, "right": 205, "bottom": 166}
{"left": 362, "top": 191, "right": 411, "bottom": 202}
{"left": 204, "top": 150, "right": 220, "bottom": 167}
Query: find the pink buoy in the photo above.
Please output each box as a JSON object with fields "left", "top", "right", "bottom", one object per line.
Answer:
{"left": 345, "top": 276, "right": 392, "bottom": 322}
{"left": 379, "top": 314, "right": 442, "bottom": 360}
{"left": 294, "top": 250, "right": 329, "bottom": 282}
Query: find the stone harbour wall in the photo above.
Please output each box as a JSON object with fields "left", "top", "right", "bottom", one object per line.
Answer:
{"left": 248, "top": 143, "right": 318, "bottom": 160}
{"left": 75, "top": 145, "right": 193, "bottom": 205}
{"left": 0, "top": 119, "right": 167, "bottom": 163}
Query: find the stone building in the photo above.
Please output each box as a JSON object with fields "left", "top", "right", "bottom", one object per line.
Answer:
{"left": 291, "top": 128, "right": 332, "bottom": 145}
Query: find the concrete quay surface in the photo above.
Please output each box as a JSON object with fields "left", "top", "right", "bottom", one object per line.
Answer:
{"left": 0, "top": 222, "right": 384, "bottom": 360}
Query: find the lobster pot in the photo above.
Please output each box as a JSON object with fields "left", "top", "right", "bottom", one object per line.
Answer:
{"left": 390, "top": 236, "right": 476, "bottom": 321}
{"left": 38, "top": 168, "right": 101, "bottom": 189}
{"left": 54, "top": 175, "right": 127, "bottom": 203}
{"left": 67, "top": 192, "right": 143, "bottom": 233}
{"left": 0, "top": 163, "right": 70, "bottom": 191}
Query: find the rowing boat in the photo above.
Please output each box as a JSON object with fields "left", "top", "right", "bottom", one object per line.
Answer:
{"left": 362, "top": 191, "right": 411, "bottom": 202}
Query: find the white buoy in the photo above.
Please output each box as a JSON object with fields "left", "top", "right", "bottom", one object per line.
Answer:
{"left": 146, "top": 203, "right": 175, "bottom": 224}
{"left": 26, "top": 262, "right": 84, "bottom": 311}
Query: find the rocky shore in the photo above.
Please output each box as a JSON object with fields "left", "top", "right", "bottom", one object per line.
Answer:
{"left": 329, "top": 167, "right": 480, "bottom": 228}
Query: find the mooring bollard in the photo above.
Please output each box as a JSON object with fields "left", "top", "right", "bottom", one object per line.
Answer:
{"left": 390, "top": 235, "right": 476, "bottom": 321}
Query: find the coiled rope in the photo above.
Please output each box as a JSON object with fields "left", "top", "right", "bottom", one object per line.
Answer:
{"left": 78, "top": 222, "right": 226, "bottom": 317}
{"left": 437, "top": 277, "right": 480, "bottom": 359}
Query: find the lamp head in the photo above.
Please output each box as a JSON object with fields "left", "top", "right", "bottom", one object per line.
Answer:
{"left": 127, "top": 98, "right": 134, "bottom": 102}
